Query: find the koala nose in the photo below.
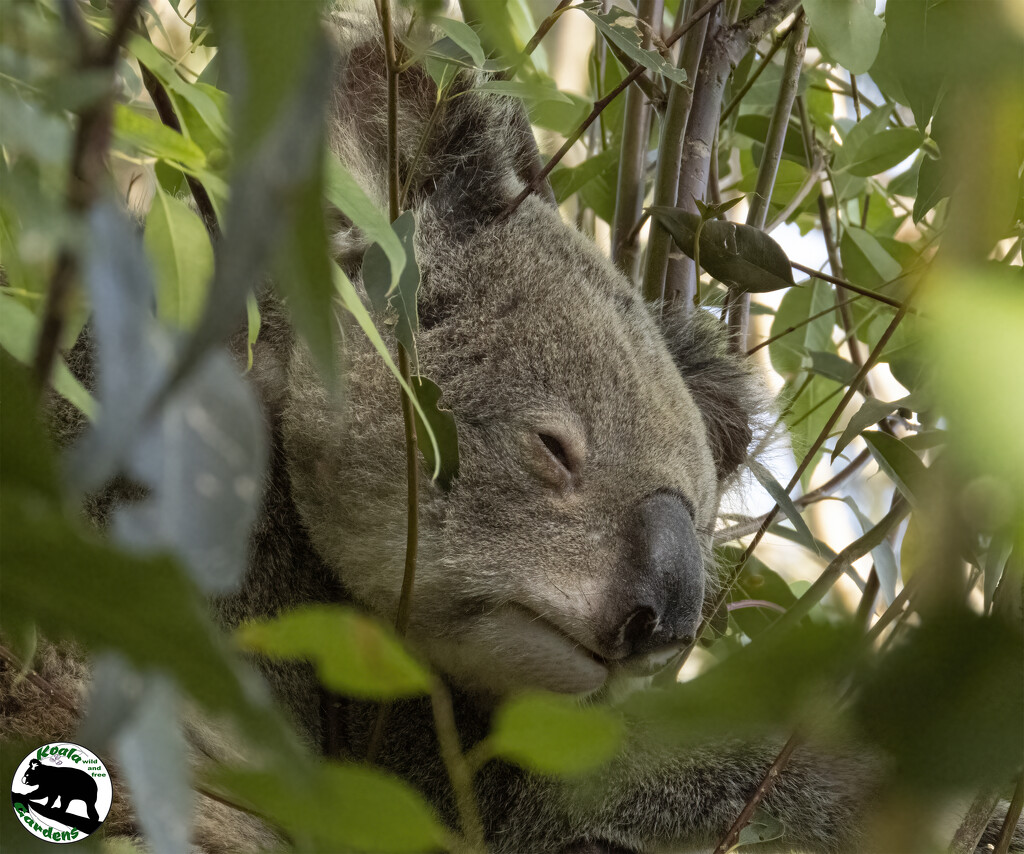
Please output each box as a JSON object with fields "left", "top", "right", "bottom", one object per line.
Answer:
{"left": 613, "top": 491, "right": 705, "bottom": 659}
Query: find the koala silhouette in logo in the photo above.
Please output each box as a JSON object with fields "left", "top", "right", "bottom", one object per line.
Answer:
{"left": 21, "top": 759, "right": 99, "bottom": 823}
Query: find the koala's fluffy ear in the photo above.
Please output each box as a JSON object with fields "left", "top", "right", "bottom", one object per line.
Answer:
{"left": 657, "top": 305, "right": 765, "bottom": 481}
{"left": 329, "top": 26, "right": 553, "bottom": 243}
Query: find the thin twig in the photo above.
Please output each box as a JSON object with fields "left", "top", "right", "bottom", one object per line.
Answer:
{"left": 33, "top": 0, "right": 143, "bottom": 395}
{"left": 504, "top": 0, "right": 729, "bottom": 218}
{"left": 790, "top": 261, "right": 910, "bottom": 311}
{"left": 719, "top": 15, "right": 798, "bottom": 123}
{"left": 713, "top": 731, "right": 803, "bottom": 853}
{"left": 745, "top": 293, "right": 859, "bottom": 355}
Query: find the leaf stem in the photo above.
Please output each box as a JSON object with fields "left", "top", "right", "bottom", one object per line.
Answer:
{"left": 790, "top": 261, "right": 911, "bottom": 311}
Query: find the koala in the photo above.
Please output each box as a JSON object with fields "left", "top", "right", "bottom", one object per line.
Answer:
{"left": 4, "top": 7, "right": 1022, "bottom": 854}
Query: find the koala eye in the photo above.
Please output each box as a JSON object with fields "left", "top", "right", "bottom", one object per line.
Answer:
{"left": 534, "top": 430, "right": 581, "bottom": 489}
{"left": 539, "top": 433, "right": 572, "bottom": 471}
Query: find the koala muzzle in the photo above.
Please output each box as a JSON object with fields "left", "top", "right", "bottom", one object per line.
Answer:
{"left": 610, "top": 491, "right": 705, "bottom": 661}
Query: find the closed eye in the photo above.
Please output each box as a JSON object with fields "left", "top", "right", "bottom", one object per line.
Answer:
{"left": 538, "top": 432, "right": 573, "bottom": 475}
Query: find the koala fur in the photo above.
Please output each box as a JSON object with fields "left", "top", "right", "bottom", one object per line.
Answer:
{"left": 4, "top": 7, "right": 1022, "bottom": 854}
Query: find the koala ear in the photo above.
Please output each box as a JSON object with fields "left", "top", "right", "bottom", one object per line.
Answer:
{"left": 657, "top": 306, "right": 765, "bottom": 481}
{"left": 329, "top": 27, "right": 553, "bottom": 245}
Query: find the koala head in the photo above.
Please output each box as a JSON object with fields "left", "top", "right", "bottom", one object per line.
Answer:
{"left": 275, "top": 24, "right": 763, "bottom": 698}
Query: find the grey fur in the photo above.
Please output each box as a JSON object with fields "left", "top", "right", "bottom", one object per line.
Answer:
{"left": 3, "top": 7, "right": 1021, "bottom": 854}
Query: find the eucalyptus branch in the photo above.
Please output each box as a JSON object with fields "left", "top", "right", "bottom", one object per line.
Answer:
{"left": 950, "top": 787, "right": 1002, "bottom": 854}
{"left": 430, "top": 681, "right": 487, "bottom": 851}
{"left": 138, "top": 62, "right": 220, "bottom": 240}
{"left": 995, "top": 774, "right": 1024, "bottom": 854}
{"left": 611, "top": 0, "right": 663, "bottom": 280}
{"left": 504, "top": 0, "right": 729, "bottom": 217}
{"left": 713, "top": 732, "right": 803, "bottom": 853}
{"left": 519, "top": 0, "right": 574, "bottom": 62}
{"left": 726, "top": 11, "right": 807, "bottom": 348}
{"left": 719, "top": 14, "right": 798, "bottom": 123}
{"left": 33, "top": 0, "right": 143, "bottom": 396}
{"left": 671, "top": 0, "right": 802, "bottom": 300}
{"left": 641, "top": 0, "right": 714, "bottom": 302}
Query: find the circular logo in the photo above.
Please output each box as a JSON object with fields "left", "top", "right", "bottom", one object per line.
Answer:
{"left": 10, "top": 743, "right": 112, "bottom": 844}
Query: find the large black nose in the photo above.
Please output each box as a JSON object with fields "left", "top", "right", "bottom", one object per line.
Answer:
{"left": 612, "top": 491, "right": 705, "bottom": 659}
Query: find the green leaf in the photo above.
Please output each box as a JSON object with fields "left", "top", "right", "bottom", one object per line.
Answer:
{"left": 747, "top": 459, "right": 818, "bottom": 555}
{"left": 841, "top": 497, "right": 900, "bottom": 605}
{"left": 474, "top": 79, "right": 572, "bottom": 104}
{"left": 412, "top": 376, "right": 459, "bottom": 491}
{"left": 433, "top": 17, "right": 486, "bottom": 67}
{"left": 0, "top": 294, "right": 96, "bottom": 419}
{"left": 113, "top": 104, "right": 206, "bottom": 170}
{"left": 854, "top": 610, "right": 1024, "bottom": 789}
{"left": 803, "top": 350, "right": 858, "bottom": 386}
{"left": 803, "top": 0, "right": 884, "bottom": 74}
{"left": 735, "top": 114, "right": 807, "bottom": 165}
{"left": 363, "top": 210, "right": 421, "bottom": 354}
{"left": 768, "top": 279, "right": 835, "bottom": 377}
{"left": 128, "top": 37, "right": 228, "bottom": 142}
{"left": 840, "top": 225, "right": 902, "bottom": 288}
{"left": 334, "top": 264, "right": 443, "bottom": 480}
{"left": 863, "top": 431, "right": 928, "bottom": 509}
{"left": 832, "top": 396, "right": 911, "bottom": 462}
{"left": 0, "top": 493, "right": 268, "bottom": 732}
{"left": 144, "top": 188, "right": 214, "bottom": 328}
{"left": 841, "top": 128, "right": 922, "bottom": 177}
{"left": 206, "top": 0, "right": 324, "bottom": 155}
{"left": 581, "top": 5, "right": 688, "bottom": 86}
{"left": 211, "top": 763, "right": 447, "bottom": 853}
{"left": 236, "top": 605, "right": 431, "bottom": 699}
{"left": 488, "top": 692, "right": 624, "bottom": 776}
{"left": 913, "top": 154, "right": 949, "bottom": 222}
{"left": 323, "top": 153, "right": 405, "bottom": 290}
{"left": 832, "top": 105, "right": 891, "bottom": 173}
{"left": 0, "top": 350, "right": 60, "bottom": 500}
{"left": 550, "top": 147, "right": 621, "bottom": 204}
{"left": 649, "top": 207, "right": 795, "bottom": 292}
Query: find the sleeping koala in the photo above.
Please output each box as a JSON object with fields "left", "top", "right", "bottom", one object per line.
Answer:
{"left": 5, "top": 7, "right": 1021, "bottom": 854}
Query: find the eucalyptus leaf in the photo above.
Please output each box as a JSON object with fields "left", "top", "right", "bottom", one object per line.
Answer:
{"left": 863, "top": 431, "right": 928, "bottom": 509}
{"left": 581, "top": 5, "right": 688, "bottom": 86}
{"left": 803, "top": 0, "right": 884, "bottom": 75}
{"left": 236, "top": 605, "right": 431, "bottom": 699}
{"left": 412, "top": 376, "right": 459, "bottom": 491}
{"left": 832, "top": 396, "right": 911, "bottom": 462}
{"left": 363, "top": 210, "right": 420, "bottom": 353}
{"left": 145, "top": 188, "right": 214, "bottom": 329}
{"left": 488, "top": 692, "right": 624, "bottom": 776}
{"left": 210, "top": 763, "right": 447, "bottom": 853}
{"left": 748, "top": 459, "right": 818, "bottom": 555}
{"left": 649, "top": 206, "right": 795, "bottom": 292}
{"left": 113, "top": 104, "right": 206, "bottom": 170}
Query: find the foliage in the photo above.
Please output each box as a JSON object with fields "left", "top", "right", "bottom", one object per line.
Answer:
{"left": 0, "top": 0, "right": 1022, "bottom": 851}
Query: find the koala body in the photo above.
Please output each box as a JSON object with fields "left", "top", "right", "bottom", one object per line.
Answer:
{"left": 5, "top": 8, "right": 1020, "bottom": 854}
